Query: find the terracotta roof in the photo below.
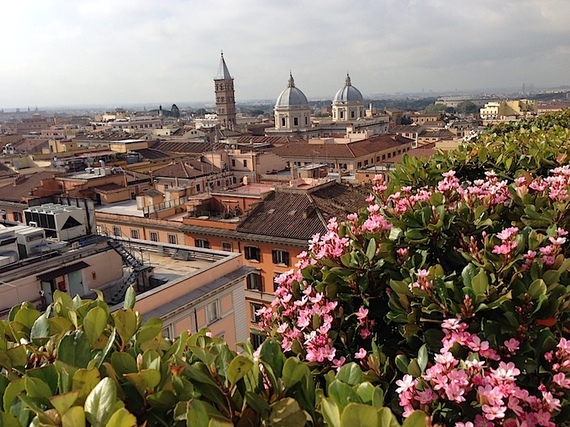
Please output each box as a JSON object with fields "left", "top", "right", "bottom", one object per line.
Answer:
{"left": 236, "top": 135, "right": 302, "bottom": 145}
{"left": 151, "top": 160, "right": 220, "bottom": 179}
{"left": 92, "top": 183, "right": 125, "bottom": 193}
{"left": 150, "top": 140, "right": 224, "bottom": 154}
{"left": 0, "top": 171, "right": 58, "bottom": 203}
{"left": 271, "top": 134, "right": 412, "bottom": 159}
{"left": 0, "top": 163, "right": 16, "bottom": 178}
{"left": 133, "top": 148, "right": 171, "bottom": 160}
{"left": 237, "top": 183, "right": 368, "bottom": 241}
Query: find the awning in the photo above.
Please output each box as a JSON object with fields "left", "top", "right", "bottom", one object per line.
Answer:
{"left": 38, "top": 261, "right": 90, "bottom": 282}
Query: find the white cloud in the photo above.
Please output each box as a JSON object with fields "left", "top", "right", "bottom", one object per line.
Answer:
{"left": 1, "top": 0, "right": 569, "bottom": 107}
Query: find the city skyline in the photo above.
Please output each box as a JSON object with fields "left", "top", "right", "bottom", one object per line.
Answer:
{"left": 1, "top": 0, "right": 569, "bottom": 109}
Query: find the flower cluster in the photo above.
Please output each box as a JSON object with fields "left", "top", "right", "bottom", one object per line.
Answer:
{"left": 397, "top": 319, "right": 569, "bottom": 426}
{"left": 257, "top": 269, "right": 349, "bottom": 367}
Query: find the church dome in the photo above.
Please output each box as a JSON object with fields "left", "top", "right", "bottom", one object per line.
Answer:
{"left": 333, "top": 74, "right": 363, "bottom": 103}
{"left": 275, "top": 73, "right": 309, "bottom": 107}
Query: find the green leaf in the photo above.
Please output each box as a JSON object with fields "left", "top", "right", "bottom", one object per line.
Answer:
{"left": 340, "top": 403, "right": 379, "bottom": 427}
{"left": 227, "top": 355, "right": 253, "bottom": 387}
{"left": 123, "top": 286, "right": 136, "bottom": 310}
{"left": 260, "top": 339, "right": 284, "bottom": 377}
{"left": 97, "top": 328, "right": 117, "bottom": 369}
{"left": 83, "top": 307, "right": 108, "bottom": 346}
{"left": 110, "top": 352, "right": 137, "bottom": 376}
{"left": 3, "top": 379, "right": 25, "bottom": 412}
{"left": 328, "top": 381, "right": 361, "bottom": 412}
{"left": 30, "top": 310, "right": 51, "bottom": 342}
{"left": 282, "top": 357, "right": 309, "bottom": 389}
{"left": 135, "top": 318, "right": 162, "bottom": 345}
{"left": 471, "top": 269, "right": 489, "bottom": 296}
{"left": 84, "top": 377, "right": 117, "bottom": 427}
{"left": 366, "top": 238, "right": 377, "bottom": 261}
{"left": 106, "top": 407, "right": 137, "bottom": 427}
{"left": 124, "top": 369, "right": 161, "bottom": 397}
{"left": 24, "top": 376, "right": 53, "bottom": 405}
{"left": 269, "top": 397, "right": 307, "bottom": 427}
{"left": 14, "top": 306, "right": 41, "bottom": 330}
{"left": 72, "top": 368, "right": 102, "bottom": 402}
{"left": 49, "top": 391, "right": 80, "bottom": 416}
{"left": 336, "top": 363, "right": 363, "bottom": 386}
{"left": 528, "top": 279, "right": 547, "bottom": 299}
{"left": 6, "top": 345, "right": 27, "bottom": 368}
{"left": 112, "top": 310, "right": 138, "bottom": 346}
{"left": 417, "top": 344, "right": 428, "bottom": 373}
{"left": 57, "top": 331, "right": 91, "bottom": 368}
{"left": 62, "top": 406, "right": 86, "bottom": 427}
{"left": 355, "top": 382, "right": 375, "bottom": 404}
{"left": 320, "top": 397, "right": 340, "bottom": 427}
{"left": 245, "top": 391, "right": 270, "bottom": 414}
{"left": 27, "top": 365, "right": 59, "bottom": 395}
{"left": 395, "top": 354, "right": 409, "bottom": 374}
{"left": 402, "top": 410, "right": 427, "bottom": 427}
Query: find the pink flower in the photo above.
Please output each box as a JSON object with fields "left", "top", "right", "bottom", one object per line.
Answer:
{"left": 356, "top": 307, "right": 368, "bottom": 322}
{"left": 504, "top": 338, "right": 520, "bottom": 354}
{"left": 354, "top": 348, "right": 367, "bottom": 359}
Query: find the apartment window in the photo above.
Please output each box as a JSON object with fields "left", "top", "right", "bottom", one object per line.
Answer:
{"left": 246, "top": 272, "right": 262, "bottom": 291}
{"left": 150, "top": 231, "right": 158, "bottom": 242}
{"left": 272, "top": 250, "right": 289, "bottom": 267}
{"left": 305, "top": 117, "right": 308, "bottom": 125}
{"left": 351, "top": 111, "right": 355, "bottom": 119}
{"left": 196, "top": 239, "right": 210, "bottom": 249}
{"left": 130, "top": 229, "right": 139, "bottom": 239}
{"left": 281, "top": 117, "right": 286, "bottom": 127}
{"left": 164, "top": 184, "right": 169, "bottom": 190}
{"left": 382, "top": 154, "right": 386, "bottom": 160}
{"left": 13, "top": 212, "right": 22, "bottom": 222}
{"left": 206, "top": 300, "right": 220, "bottom": 324}
{"left": 231, "top": 159, "right": 236, "bottom": 167}
{"left": 293, "top": 117, "right": 299, "bottom": 126}
{"left": 196, "top": 184, "right": 201, "bottom": 192}
{"left": 243, "top": 159, "right": 248, "bottom": 168}
{"left": 168, "top": 234, "right": 177, "bottom": 245}
{"left": 222, "top": 242, "right": 233, "bottom": 252}
{"left": 357, "top": 162, "right": 362, "bottom": 168}
{"left": 250, "top": 332, "right": 265, "bottom": 349}
{"left": 250, "top": 303, "right": 264, "bottom": 323}
{"left": 244, "top": 246, "right": 261, "bottom": 262}
{"left": 113, "top": 226, "right": 121, "bottom": 237}
{"left": 340, "top": 111, "right": 344, "bottom": 119}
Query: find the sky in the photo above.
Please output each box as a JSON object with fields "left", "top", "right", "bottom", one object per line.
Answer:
{"left": 1, "top": 0, "right": 569, "bottom": 109}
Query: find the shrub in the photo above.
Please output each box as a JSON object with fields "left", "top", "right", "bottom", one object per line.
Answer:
{"left": 0, "top": 288, "right": 424, "bottom": 426}
{"left": 259, "top": 111, "right": 570, "bottom": 426}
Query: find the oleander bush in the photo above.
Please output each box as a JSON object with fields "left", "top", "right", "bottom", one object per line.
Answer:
{"left": 259, "top": 110, "right": 570, "bottom": 426}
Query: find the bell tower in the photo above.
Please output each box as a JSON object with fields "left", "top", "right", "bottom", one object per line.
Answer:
{"left": 214, "top": 52, "right": 236, "bottom": 130}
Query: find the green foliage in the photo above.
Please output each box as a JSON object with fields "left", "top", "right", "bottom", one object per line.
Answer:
{"left": 0, "top": 291, "right": 421, "bottom": 426}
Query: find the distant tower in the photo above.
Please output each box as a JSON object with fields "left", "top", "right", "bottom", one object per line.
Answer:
{"left": 214, "top": 52, "right": 236, "bottom": 130}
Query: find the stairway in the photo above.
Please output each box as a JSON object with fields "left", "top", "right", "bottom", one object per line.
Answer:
{"left": 107, "top": 239, "right": 147, "bottom": 305}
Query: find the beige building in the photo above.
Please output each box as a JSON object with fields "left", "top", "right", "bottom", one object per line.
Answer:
{"left": 0, "top": 222, "right": 252, "bottom": 348}
{"left": 480, "top": 99, "right": 538, "bottom": 121}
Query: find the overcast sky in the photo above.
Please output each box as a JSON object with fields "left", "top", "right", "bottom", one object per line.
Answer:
{"left": 1, "top": 0, "right": 569, "bottom": 109}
